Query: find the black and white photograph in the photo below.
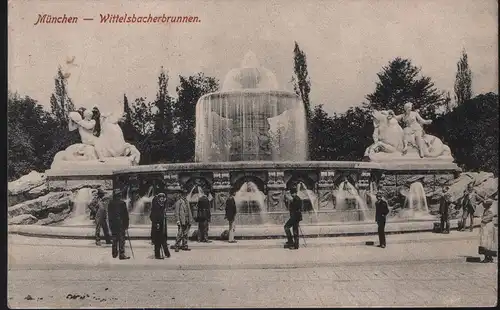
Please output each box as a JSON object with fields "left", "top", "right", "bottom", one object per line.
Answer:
{"left": 7, "top": 0, "right": 498, "bottom": 307}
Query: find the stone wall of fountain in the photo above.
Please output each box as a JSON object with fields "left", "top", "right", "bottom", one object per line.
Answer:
{"left": 112, "top": 161, "right": 462, "bottom": 226}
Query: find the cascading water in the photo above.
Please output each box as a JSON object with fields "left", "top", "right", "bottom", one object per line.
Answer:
{"left": 296, "top": 182, "right": 318, "bottom": 212}
{"left": 335, "top": 180, "right": 369, "bottom": 221}
{"left": 194, "top": 51, "right": 308, "bottom": 162}
{"left": 65, "top": 188, "right": 97, "bottom": 225}
{"left": 234, "top": 181, "right": 268, "bottom": 223}
{"left": 131, "top": 185, "right": 154, "bottom": 224}
{"left": 400, "top": 182, "right": 432, "bottom": 219}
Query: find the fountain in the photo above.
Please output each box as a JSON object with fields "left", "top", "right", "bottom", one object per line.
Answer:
{"left": 130, "top": 185, "right": 154, "bottom": 224}
{"left": 42, "top": 50, "right": 460, "bottom": 228}
{"left": 398, "top": 182, "right": 434, "bottom": 220}
{"left": 64, "top": 188, "right": 97, "bottom": 225}
{"left": 335, "top": 179, "right": 369, "bottom": 221}
{"left": 234, "top": 181, "right": 268, "bottom": 224}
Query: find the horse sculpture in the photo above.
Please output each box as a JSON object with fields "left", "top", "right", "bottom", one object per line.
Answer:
{"left": 364, "top": 110, "right": 453, "bottom": 162}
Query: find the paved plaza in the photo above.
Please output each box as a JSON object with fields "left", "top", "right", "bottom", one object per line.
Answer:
{"left": 8, "top": 232, "right": 498, "bottom": 308}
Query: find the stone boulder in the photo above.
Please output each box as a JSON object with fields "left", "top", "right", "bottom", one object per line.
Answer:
{"left": 8, "top": 191, "right": 73, "bottom": 220}
{"left": 37, "top": 209, "right": 73, "bottom": 225}
{"left": 8, "top": 171, "right": 47, "bottom": 195}
{"left": 8, "top": 171, "right": 48, "bottom": 206}
{"left": 8, "top": 214, "right": 38, "bottom": 225}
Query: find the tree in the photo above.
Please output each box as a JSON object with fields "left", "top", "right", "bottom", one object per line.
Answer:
{"left": 365, "top": 58, "right": 446, "bottom": 118}
{"left": 309, "top": 105, "right": 335, "bottom": 160}
{"left": 49, "top": 66, "right": 74, "bottom": 128}
{"left": 44, "top": 67, "right": 79, "bottom": 167}
{"left": 149, "top": 68, "right": 176, "bottom": 163}
{"left": 7, "top": 93, "right": 59, "bottom": 180}
{"left": 291, "top": 42, "right": 312, "bottom": 120}
{"left": 174, "top": 73, "right": 219, "bottom": 162}
{"left": 454, "top": 49, "right": 473, "bottom": 106}
{"left": 429, "top": 92, "right": 498, "bottom": 174}
{"left": 129, "top": 97, "right": 155, "bottom": 164}
{"left": 121, "top": 94, "right": 140, "bottom": 143}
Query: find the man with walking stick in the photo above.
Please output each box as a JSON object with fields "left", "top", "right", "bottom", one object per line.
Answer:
{"left": 150, "top": 193, "right": 171, "bottom": 259}
{"left": 375, "top": 192, "right": 389, "bottom": 248}
{"left": 284, "top": 188, "right": 303, "bottom": 250}
{"left": 108, "top": 188, "right": 131, "bottom": 260}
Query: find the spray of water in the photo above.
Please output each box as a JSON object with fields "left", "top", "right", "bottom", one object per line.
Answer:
{"left": 65, "top": 188, "right": 97, "bottom": 225}
{"left": 335, "top": 180, "right": 369, "bottom": 221}
{"left": 234, "top": 181, "right": 268, "bottom": 223}
{"left": 131, "top": 185, "right": 154, "bottom": 224}
{"left": 400, "top": 182, "right": 432, "bottom": 219}
{"left": 296, "top": 182, "right": 319, "bottom": 222}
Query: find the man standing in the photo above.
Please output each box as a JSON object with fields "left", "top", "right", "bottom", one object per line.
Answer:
{"left": 375, "top": 192, "right": 389, "bottom": 248}
{"left": 460, "top": 184, "right": 479, "bottom": 232}
{"left": 174, "top": 188, "right": 193, "bottom": 252}
{"left": 150, "top": 193, "right": 171, "bottom": 259}
{"left": 439, "top": 187, "right": 451, "bottom": 234}
{"left": 108, "top": 188, "right": 130, "bottom": 260}
{"left": 196, "top": 195, "right": 212, "bottom": 243}
{"left": 284, "top": 188, "right": 302, "bottom": 250}
{"left": 225, "top": 189, "right": 237, "bottom": 243}
{"left": 95, "top": 189, "right": 112, "bottom": 246}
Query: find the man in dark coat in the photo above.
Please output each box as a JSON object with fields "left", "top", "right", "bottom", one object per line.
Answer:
{"left": 439, "top": 187, "right": 451, "bottom": 234}
{"left": 95, "top": 189, "right": 112, "bottom": 246}
{"left": 375, "top": 192, "right": 390, "bottom": 248}
{"left": 225, "top": 188, "right": 237, "bottom": 243}
{"left": 108, "top": 188, "right": 130, "bottom": 260}
{"left": 150, "top": 193, "right": 171, "bottom": 259}
{"left": 284, "top": 188, "right": 303, "bottom": 250}
{"left": 196, "top": 195, "right": 212, "bottom": 243}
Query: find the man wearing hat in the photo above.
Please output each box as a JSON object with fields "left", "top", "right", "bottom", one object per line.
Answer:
{"left": 196, "top": 194, "right": 212, "bottom": 243}
{"left": 108, "top": 188, "right": 130, "bottom": 260}
{"left": 439, "top": 187, "right": 452, "bottom": 234}
{"left": 94, "top": 189, "right": 112, "bottom": 246}
{"left": 284, "top": 187, "right": 302, "bottom": 250}
{"left": 375, "top": 192, "right": 390, "bottom": 248}
{"left": 150, "top": 193, "right": 171, "bottom": 259}
{"left": 173, "top": 187, "right": 193, "bottom": 252}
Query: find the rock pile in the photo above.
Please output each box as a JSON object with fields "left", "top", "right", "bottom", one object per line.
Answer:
{"left": 8, "top": 171, "right": 112, "bottom": 226}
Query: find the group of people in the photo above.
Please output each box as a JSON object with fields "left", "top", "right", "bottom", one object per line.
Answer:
{"left": 91, "top": 183, "right": 496, "bottom": 263}
{"left": 92, "top": 187, "right": 239, "bottom": 260}
{"left": 439, "top": 183, "right": 498, "bottom": 263}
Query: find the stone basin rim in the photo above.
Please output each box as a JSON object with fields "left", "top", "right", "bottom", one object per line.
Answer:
{"left": 113, "top": 160, "right": 461, "bottom": 174}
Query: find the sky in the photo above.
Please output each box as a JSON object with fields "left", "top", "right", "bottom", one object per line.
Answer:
{"left": 8, "top": 0, "right": 498, "bottom": 115}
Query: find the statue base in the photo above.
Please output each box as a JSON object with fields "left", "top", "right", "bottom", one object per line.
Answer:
{"left": 46, "top": 158, "right": 136, "bottom": 191}
{"left": 368, "top": 153, "right": 455, "bottom": 163}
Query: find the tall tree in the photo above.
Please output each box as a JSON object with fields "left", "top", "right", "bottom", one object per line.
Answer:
{"left": 454, "top": 49, "right": 473, "bottom": 106}
{"left": 291, "top": 42, "right": 312, "bottom": 120}
{"left": 7, "top": 93, "right": 59, "bottom": 180}
{"left": 49, "top": 66, "right": 74, "bottom": 128}
{"left": 309, "top": 105, "right": 334, "bottom": 160}
{"left": 365, "top": 58, "right": 445, "bottom": 118}
{"left": 428, "top": 92, "right": 498, "bottom": 174}
{"left": 150, "top": 67, "right": 176, "bottom": 163}
{"left": 174, "top": 73, "right": 219, "bottom": 162}
{"left": 128, "top": 97, "right": 155, "bottom": 164}
{"left": 121, "top": 94, "right": 140, "bottom": 143}
{"left": 45, "top": 67, "right": 79, "bottom": 165}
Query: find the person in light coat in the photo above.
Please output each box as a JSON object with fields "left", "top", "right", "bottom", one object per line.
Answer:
{"left": 478, "top": 199, "right": 497, "bottom": 263}
{"left": 173, "top": 188, "right": 193, "bottom": 252}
